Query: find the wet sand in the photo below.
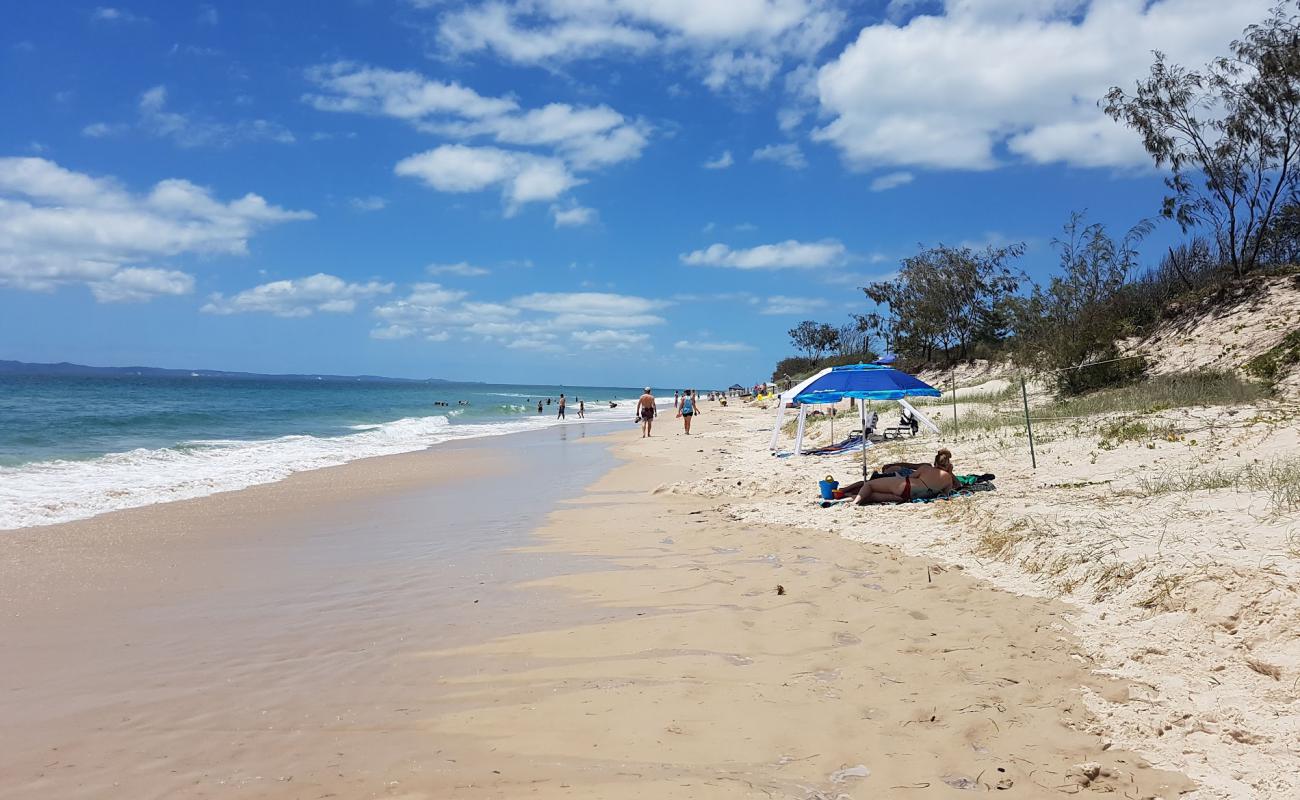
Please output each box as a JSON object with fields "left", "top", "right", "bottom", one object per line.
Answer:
{"left": 1, "top": 418, "right": 1192, "bottom": 798}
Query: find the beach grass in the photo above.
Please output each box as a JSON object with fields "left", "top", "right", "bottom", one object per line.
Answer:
{"left": 1134, "top": 457, "right": 1300, "bottom": 514}
{"left": 941, "top": 371, "right": 1270, "bottom": 441}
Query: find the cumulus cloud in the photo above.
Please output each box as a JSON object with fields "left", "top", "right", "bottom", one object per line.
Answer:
{"left": 202, "top": 273, "right": 393, "bottom": 317}
{"left": 430, "top": 0, "right": 844, "bottom": 93}
{"left": 552, "top": 204, "right": 597, "bottom": 227}
{"left": 305, "top": 62, "right": 647, "bottom": 212}
{"left": 573, "top": 329, "right": 650, "bottom": 350}
{"left": 83, "top": 85, "right": 294, "bottom": 148}
{"left": 752, "top": 142, "right": 807, "bottom": 169}
{"left": 676, "top": 340, "right": 755, "bottom": 352}
{"left": 511, "top": 291, "right": 669, "bottom": 328}
{"left": 91, "top": 7, "right": 147, "bottom": 23}
{"left": 870, "top": 171, "right": 914, "bottom": 192}
{"left": 0, "top": 157, "right": 312, "bottom": 301}
{"left": 303, "top": 61, "right": 518, "bottom": 121}
{"left": 702, "top": 150, "right": 734, "bottom": 169}
{"left": 90, "top": 267, "right": 195, "bottom": 303}
{"left": 814, "top": 0, "right": 1271, "bottom": 171}
{"left": 426, "top": 261, "right": 490, "bottom": 277}
{"left": 370, "top": 285, "right": 669, "bottom": 347}
{"left": 395, "top": 145, "right": 581, "bottom": 211}
{"left": 760, "top": 295, "right": 828, "bottom": 315}
{"left": 681, "top": 239, "right": 846, "bottom": 269}
{"left": 349, "top": 195, "right": 387, "bottom": 212}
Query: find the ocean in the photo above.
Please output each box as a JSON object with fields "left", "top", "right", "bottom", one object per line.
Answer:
{"left": 0, "top": 374, "right": 652, "bottom": 530}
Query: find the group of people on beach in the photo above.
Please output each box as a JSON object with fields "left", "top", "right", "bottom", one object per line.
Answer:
{"left": 527, "top": 395, "right": 591, "bottom": 419}
{"left": 636, "top": 388, "right": 708, "bottom": 438}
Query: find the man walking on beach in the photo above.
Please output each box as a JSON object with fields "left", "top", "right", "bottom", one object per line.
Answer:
{"left": 557, "top": 393, "right": 566, "bottom": 420}
{"left": 638, "top": 387, "right": 656, "bottom": 438}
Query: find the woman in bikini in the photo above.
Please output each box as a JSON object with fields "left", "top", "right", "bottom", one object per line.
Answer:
{"left": 838, "top": 449, "right": 957, "bottom": 505}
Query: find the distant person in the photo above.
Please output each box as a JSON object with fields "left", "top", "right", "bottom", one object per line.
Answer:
{"left": 637, "top": 387, "right": 657, "bottom": 438}
{"left": 674, "top": 390, "right": 680, "bottom": 410}
{"left": 578, "top": 399, "right": 585, "bottom": 419}
{"left": 557, "top": 393, "right": 566, "bottom": 419}
{"left": 677, "top": 389, "right": 699, "bottom": 435}
{"left": 547, "top": 397, "right": 552, "bottom": 406}
{"left": 537, "top": 400, "right": 543, "bottom": 414}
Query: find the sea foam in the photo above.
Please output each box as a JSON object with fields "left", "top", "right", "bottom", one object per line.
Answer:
{"left": 0, "top": 406, "right": 633, "bottom": 531}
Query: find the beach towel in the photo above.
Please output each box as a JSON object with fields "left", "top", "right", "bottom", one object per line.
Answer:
{"left": 802, "top": 434, "right": 869, "bottom": 456}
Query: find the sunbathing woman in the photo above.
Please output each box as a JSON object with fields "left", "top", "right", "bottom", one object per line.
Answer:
{"left": 876, "top": 448, "right": 953, "bottom": 477}
{"left": 838, "top": 449, "right": 956, "bottom": 504}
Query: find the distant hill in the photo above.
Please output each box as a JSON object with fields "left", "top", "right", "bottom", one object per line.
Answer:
{"left": 0, "top": 360, "right": 458, "bottom": 384}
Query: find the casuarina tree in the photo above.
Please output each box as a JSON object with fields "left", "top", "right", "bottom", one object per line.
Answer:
{"left": 1104, "top": 3, "right": 1300, "bottom": 277}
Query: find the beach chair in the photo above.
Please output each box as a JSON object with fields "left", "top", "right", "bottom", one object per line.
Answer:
{"left": 882, "top": 409, "right": 920, "bottom": 439}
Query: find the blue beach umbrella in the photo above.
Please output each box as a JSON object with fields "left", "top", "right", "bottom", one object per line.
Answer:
{"left": 773, "top": 363, "right": 942, "bottom": 477}
{"left": 793, "top": 363, "right": 940, "bottom": 405}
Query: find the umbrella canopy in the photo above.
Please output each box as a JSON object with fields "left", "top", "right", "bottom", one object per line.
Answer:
{"left": 793, "top": 363, "right": 941, "bottom": 404}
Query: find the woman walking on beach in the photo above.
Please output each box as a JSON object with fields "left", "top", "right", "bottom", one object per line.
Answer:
{"left": 677, "top": 389, "right": 699, "bottom": 435}
{"left": 577, "top": 399, "right": 584, "bottom": 419}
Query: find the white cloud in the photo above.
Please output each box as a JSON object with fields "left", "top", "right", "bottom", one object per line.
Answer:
{"left": 552, "top": 204, "right": 597, "bottom": 227}
{"left": 90, "top": 267, "right": 194, "bottom": 303}
{"left": 752, "top": 142, "right": 807, "bottom": 169}
{"left": 197, "top": 4, "right": 218, "bottom": 25}
{"left": 702, "top": 150, "right": 734, "bottom": 169}
{"left": 349, "top": 195, "right": 387, "bottom": 212}
{"left": 870, "top": 171, "right": 914, "bottom": 192}
{"left": 511, "top": 291, "right": 668, "bottom": 328}
{"left": 760, "top": 295, "right": 828, "bottom": 315}
{"left": 431, "top": 0, "right": 844, "bottom": 93}
{"left": 91, "top": 7, "right": 147, "bottom": 23}
{"left": 303, "top": 61, "right": 518, "bottom": 121}
{"left": 82, "top": 121, "right": 129, "bottom": 138}
{"left": 370, "top": 284, "right": 668, "bottom": 347}
{"left": 704, "top": 51, "right": 780, "bottom": 91}
{"left": 572, "top": 329, "right": 649, "bottom": 350}
{"left": 813, "top": 0, "right": 1271, "bottom": 171}
{"left": 426, "top": 261, "right": 490, "bottom": 277}
{"left": 84, "top": 85, "right": 294, "bottom": 148}
{"left": 681, "top": 239, "right": 845, "bottom": 269}
{"left": 202, "top": 273, "right": 393, "bottom": 317}
{"left": 675, "top": 340, "right": 755, "bottom": 352}
{"left": 395, "top": 145, "right": 581, "bottom": 211}
{"left": 371, "top": 323, "right": 416, "bottom": 340}
{"left": 305, "top": 62, "right": 647, "bottom": 211}
{"left": 0, "top": 157, "right": 313, "bottom": 301}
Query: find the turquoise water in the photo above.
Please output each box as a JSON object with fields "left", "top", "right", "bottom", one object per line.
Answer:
{"left": 0, "top": 375, "right": 650, "bottom": 529}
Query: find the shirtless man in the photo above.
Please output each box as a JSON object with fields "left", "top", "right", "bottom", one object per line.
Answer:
{"left": 637, "top": 387, "right": 657, "bottom": 438}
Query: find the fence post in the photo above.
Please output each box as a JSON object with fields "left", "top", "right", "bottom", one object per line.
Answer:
{"left": 950, "top": 369, "right": 958, "bottom": 439}
{"left": 1020, "top": 375, "right": 1037, "bottom": 470}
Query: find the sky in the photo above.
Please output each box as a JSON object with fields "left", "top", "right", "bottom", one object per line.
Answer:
{"left": 0, "top": 0, "right": 1273, "bottom": 386}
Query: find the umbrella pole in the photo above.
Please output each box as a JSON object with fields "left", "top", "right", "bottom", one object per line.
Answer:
{"left": 859, "top": 400, "right": 868, "bottom": 478}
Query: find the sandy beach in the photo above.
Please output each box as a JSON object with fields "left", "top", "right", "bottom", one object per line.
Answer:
{"left": 1, "top": 401, "right": 1214, "bottom": 799}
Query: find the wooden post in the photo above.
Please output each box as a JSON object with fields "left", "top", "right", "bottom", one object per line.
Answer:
{"left": 1020, "top": 375, "right": 1037, "bottom": 470}
{"left": 950, "top": 369, "right": 958, "bottom": 439}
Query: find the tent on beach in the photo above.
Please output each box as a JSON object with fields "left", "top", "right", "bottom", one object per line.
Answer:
{"left": 769, "top": 363, "right": 942, "bottom": 475}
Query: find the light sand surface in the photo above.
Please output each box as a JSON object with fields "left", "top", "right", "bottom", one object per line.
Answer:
{"left": 687, "top": 395, "right": 1299, "bottom": 799}
{"left": 0, "top": 409, "right": 1196, "bottom": 799}
{"left": 425, "top": 432, "right": 1191, "bottom": 798}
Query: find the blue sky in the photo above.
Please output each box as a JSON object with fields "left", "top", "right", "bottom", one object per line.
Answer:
{"left": 0, "top": 0, "right": 1271, "bottom": 386}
